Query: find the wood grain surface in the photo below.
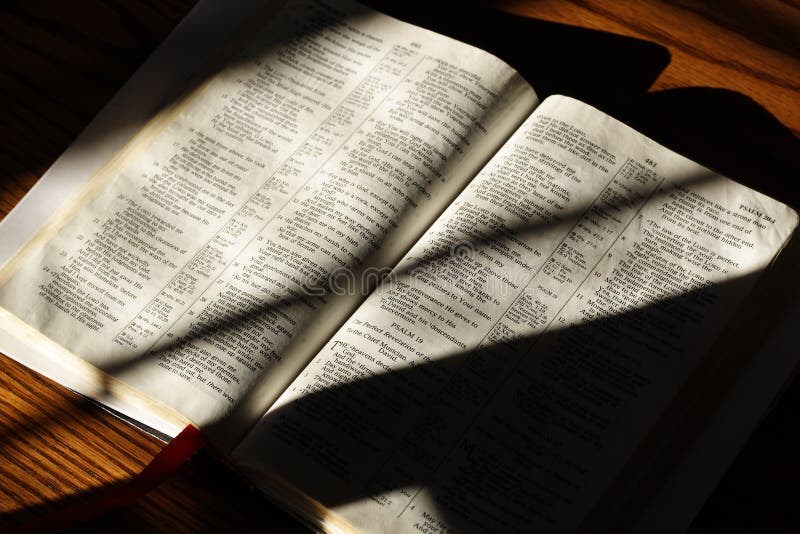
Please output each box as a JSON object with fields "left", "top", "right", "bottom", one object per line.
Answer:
{"left": 1, "top": 0, "right": 798, "bottom": 532}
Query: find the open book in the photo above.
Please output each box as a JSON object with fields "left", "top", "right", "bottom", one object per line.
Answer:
{"left": 0, "top": 0, "right": 797, "bottom": 532}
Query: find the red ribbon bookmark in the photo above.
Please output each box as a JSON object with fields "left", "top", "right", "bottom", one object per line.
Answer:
{"left": 13, "top": 424, "right": 206, "bottom": 533}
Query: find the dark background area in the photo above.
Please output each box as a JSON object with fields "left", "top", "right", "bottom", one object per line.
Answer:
{"left": 0, "top": 0, "right": 798, "bottom": 531}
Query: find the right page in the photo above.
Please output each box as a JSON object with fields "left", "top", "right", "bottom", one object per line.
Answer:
{"left": 233, "top": 95, "right": 798, "bottom": 533}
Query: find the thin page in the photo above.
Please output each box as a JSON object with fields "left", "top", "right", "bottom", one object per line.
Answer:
{"left": 233, "top": 95, "right": 797, "bottom": 533}
{"left": 0, "top": 0, "right": 536, "bottom": 448}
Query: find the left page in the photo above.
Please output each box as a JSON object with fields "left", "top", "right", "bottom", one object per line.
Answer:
{"left": 0, "top": 0, "right": 536, "bottom": 445}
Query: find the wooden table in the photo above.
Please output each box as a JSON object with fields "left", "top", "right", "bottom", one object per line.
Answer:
{"left": 1, "top": 0, "right": 798, "bottom": 531}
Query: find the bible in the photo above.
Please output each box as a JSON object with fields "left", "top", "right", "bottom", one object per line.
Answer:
{"left": 0, "top": 0, "right": 797, "bottom": 532}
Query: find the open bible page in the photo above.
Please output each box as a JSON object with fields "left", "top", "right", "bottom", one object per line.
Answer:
{"left": 0, "top": 0, "right": 535, "bottom": 445}
{"left": 233, "top": 95, "right": 797, "bottom": 533}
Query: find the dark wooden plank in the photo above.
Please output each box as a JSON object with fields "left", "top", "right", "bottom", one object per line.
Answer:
{"left": 499, "top": 0, "right": 800, "bottom": 137}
